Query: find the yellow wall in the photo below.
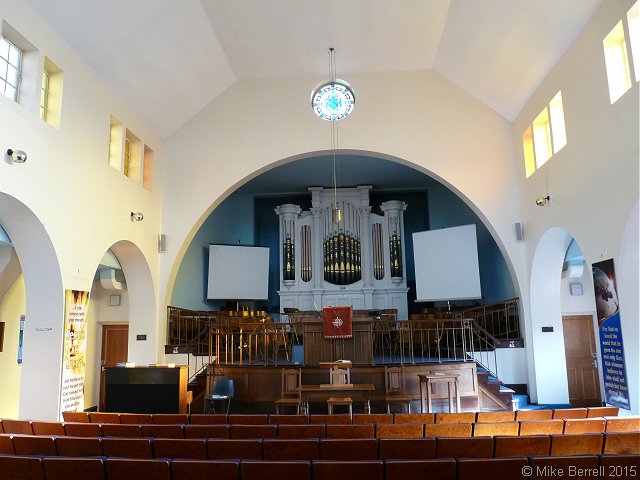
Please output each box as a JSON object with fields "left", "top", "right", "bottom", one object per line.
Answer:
{"left": 0, "top": 275, "right": 25, "bottom": 418}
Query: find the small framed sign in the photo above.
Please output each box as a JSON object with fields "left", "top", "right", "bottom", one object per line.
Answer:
{"left": 109, "top": 294, "right": 121, "bottom": 306}
{"left": 569, "top": 282, "right": 584, "bottom": 296}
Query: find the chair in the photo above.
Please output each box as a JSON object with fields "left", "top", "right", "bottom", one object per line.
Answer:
{"left": 55, "top": 436, "right": 103, "bottom": 456}
{"left": 228, "top": 414, "right": 268, "bottom": 425}
{"left": 269, "top": 414, "right": 309, "bottom": 424}
{"left": 0, "top": 434, "right": 15, "bottom": 454}
{"left": 384, "top": 366, "right": 412, "bottom": 414}
{"left": 207, "top": 439, "right": 262, "bottom": 459}
{"left": 101, "top": 437, "right": 153, "bottom": 458}
{"left": 101, "top": 423, "right": 142, "bottom": 437}
{"left": 352, "top": 413, "right": 393, "bottom": 424}
{"left": 514, "top": 409, "right": 553, "bottom": 421}
{"left": 120, "top": 413, "right": 153, "bottom": 424}
{"left": 31, "top": 421, "right": 66, "bottom": 436}
{"left": 605, "top": 416, "right": 640, "bottom": 432}
{"left": 310, "top": 414, "right": 351, "bottom": 424}
{"left": 493, "top": 435, "right": 550, "bottom": 457}
{"left": 0, "top": 455, "right": 44, "bottom": 480}
{"left": 205, "top": 378, "right": 234, "bottom": 414}
{"left": 436, "top": 436, "right": 493, "bottom": 458}
{"left": 378, "top": 438, "right": 436, "bottom": 459}
{"left": 1, "top": 419, "right": 33, "bottom": 434}
{"left": 552, "top": 407, "right": 587, "bottom": 419}
{"left": 278, "top": 424, "right": 326, "bottom": 439}
{"left": 563, "top": 417, "right": 606, "bottom": 434}
{"left": 171, "top": 459, "right": 239, "bottom": 480}
{"left": 42, "top": 457, "right": 106, "bottom": 480}
{"left": 89, "top": 412, "right": 120, "bottom": 423}
{"left": 549, "top": 433, "right": 603, "bottom": 455}
{"left": 325, "top": 424, "right": 374, "bottom": 438}
{"left": 61, "top": 411, "right": 89, "bottom": 423}
{"left": 393, "top": 413, "right": 434, "bottom": 424}
{"left": 274, "top": 368, "right": 302, "bottom": 414}
{"left": 435, "top": 412, "right": 475, "bottom": 423}
{"left": 327, "top": 397, "right": 352, "bottom": 417}
{"left": 184, "top": 424, "right": 229, "bottom": 439}
{"left": 230, "top": 424, "right": 277, "bottom": 439}
{"left": 476, "top": 411, "right": 515, "bottom": 423}
{"left": 188, "top": 414, "right": 228, "bottom": 424}
{"left": 375, "top": 423, "right": 423, "bottom": 438}
{"left": 106, "top": 458, "right": 171, "bottom": 480}
{"left": 140, "top": 424, "right": 184, "bottom": 439}
{"left": 424, "top": 422, "right": 472, "bottom": 437}
{"left": 153, "top": 438, "right": 207, "bottom": 459}
{"left": 63, "top": 422, "right": 102, "bottom": 437}
{"left": 473, "top": 421, "right": 520, "bottom": 436}
{"left": 312, "top": 460, "right": 384, "bottom": 480}
{"left": 262, "top": 438, "right": 320, "bottom": 460}
{"left": 319, "top": 438, "right": 378, "bottom": 460}
{"left": 385, "top": 459, "right": 455, "bottom": 480}
{"left": 457, "top": 457, "right": 528, "bottom": 480}
{"left": 587, "top": 406, "right": 619, "bottom": 417}
{"left": 152, "top": 414, "right": 188, "bottom": 424}
{"left": 241, "top": 460, "right": 311, "bottom": 480}
{"left": 602, "top": 431, "right": 640, "bottom": 454}
{"left": 518, "top": 419, "right": 564, "bottom": 436}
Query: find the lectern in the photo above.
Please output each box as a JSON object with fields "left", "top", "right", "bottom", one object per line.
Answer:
{"left": 104, "top": 365, "right": 188, "bottom": 414}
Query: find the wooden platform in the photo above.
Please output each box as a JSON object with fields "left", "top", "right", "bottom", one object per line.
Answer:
{"left": 205, "top": 362, "right": 479, "bottom": 414}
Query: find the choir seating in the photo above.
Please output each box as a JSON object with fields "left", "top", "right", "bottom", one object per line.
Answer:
{"left": 551, "top": 407, "right": 587, "bottom": 419}
{"left": 183, "top": 424, "right": 229, "bottom": 439}
{"left": 61, "top": 411, "right": 89, "bottom": 423}
{"left": 153, "top": 414, "right": 189, "bottom": 424}
{"left": 206, "top": 439, "right": 262, "bottom": 459}
{"left": 55, "top": 436, "right": 103, "bottom": 457}
{"left": 435, "top": 412, "right": 476, "bottom": 424}
{"left": 476, "top": 411, "right": 515, "bottom": 423}
{"left": 424, "top": 422, "right": 472, "bottom": 437}
{"left": 325, "top": 424, "right": 374, "bottom": 438}
{"left": 31, "top": 421, "right": 66, "bottom": 436}
{"left": 309, "top": 414, "right": 350, "bottom": 424}
{"left": 189, "top": 414, "right": 228, "bottom": 424}
{"left": 140, "top": 424, "right": 184, "bottom": 439}
{"left": 587, "top": 406, "right": 619, "bottom": 417}
{"left": 63, "top": 422, "right": 102, "bottom": 437}
{"left": 152, "top": 438, "right": 207, "bottom": 459}
{"left": 549, "top": 432, "right": 603, "bottom": 455}
{"left": 89, "top": 412, "right": 120, "bottom": 423}
{"left": 101, "top": 423, "right": 142, "bottom": 438}
{"left": 563, "top": 417, "right": 606, "bottom": 434}
{"left": 602, "top": 431, "right": 640, "bottom": 454}
{"left": 518, "top": 419, "right": 564, "bottom": 436}
{"left": 352, "top": 413, "right": 393, "bottom": 424}
{"left": 0, "top": 455, "right": 44, "bottom": 480}
{"left": 106, "top": 458, "right": 171, "bottom": 480}
{"left": 0, "top": 434, "right": 14, "bottom": 454}
{"left": 515, "top": 409, "right": 553, "bottom": 421}
{"left": 119, "top": 413, "right": 153, "bottom": 424}
{"left": 268, "top": 414, "right": 308, "bottom": 424}
{"left": 277, "top": 424, "right": 326, "bottom": 439}
{"left": 229, "top": 424, "right": 277, "bottom": 439}
{"left": 1, "top": 419, "right": 33, "bottom": 434}
{"left": 12, "top": 435, "right": 57, "bottom": 456}
{"left": 473, "top": 421, "right": 519, "bottom": 437}
{"left": 393, "top": 413, "right": 434, "bottom": 424}
{"left": 605, "top": 416, "right": 640, "bottom": 432}
{"left": 100, "top": 437, "right": 153, "bottom": 458}
{"left": 375, "top": 423, "right": 423, "bottom": 438}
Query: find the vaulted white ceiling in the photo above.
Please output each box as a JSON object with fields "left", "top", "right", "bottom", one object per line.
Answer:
{"left": 25, "top": 0, "right": 603, "bottom": 137}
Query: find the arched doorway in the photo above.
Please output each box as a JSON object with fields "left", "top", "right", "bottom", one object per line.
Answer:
{"left": 529, "top": 228, "right": 600, "bottom": 406}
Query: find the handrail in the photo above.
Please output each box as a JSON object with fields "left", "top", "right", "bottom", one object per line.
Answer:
{"left": 167, "top": 307, "right": 504, "bottom": 379}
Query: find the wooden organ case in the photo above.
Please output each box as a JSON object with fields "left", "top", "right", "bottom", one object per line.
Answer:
{"left": 276, "top": 186, "right": 409, "bottom": 319}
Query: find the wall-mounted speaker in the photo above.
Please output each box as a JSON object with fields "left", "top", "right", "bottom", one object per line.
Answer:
{"left": 515, "top": 222, "right": 524, "bottom": 241}
{"left": 158, "top": 234, "right": 166, "bottom": 253}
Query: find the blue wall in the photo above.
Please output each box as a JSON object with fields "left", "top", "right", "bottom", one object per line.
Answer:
{"left": 171, "top": 186, "right": 515, "bottom": 312}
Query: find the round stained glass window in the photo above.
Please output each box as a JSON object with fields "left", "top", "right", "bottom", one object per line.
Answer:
{"left": 311, "top": 79, "right": 355, "bottom": 121}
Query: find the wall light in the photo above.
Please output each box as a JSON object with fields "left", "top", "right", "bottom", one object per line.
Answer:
{"left": 535, "top": 195, "right": 550, "bottom": 207}
{"left": 130, "top": 212, "right": 144, "bottom": 222}
{"left": 6, "top": 149, "right": 27, "bottom": 163}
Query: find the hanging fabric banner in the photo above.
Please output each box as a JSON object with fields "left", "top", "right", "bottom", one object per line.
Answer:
{"left": 323, "top": 306, "right": 353, "bottom": 339}
{"left": 592, "top": 259, "right": 630, "bottom": 410}
{"left": 60, "top": 289, "right": 90, "bottom": 414}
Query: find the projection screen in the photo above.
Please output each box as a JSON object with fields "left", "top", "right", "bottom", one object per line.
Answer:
{"left": 207, "top": 245, "right": 270, "bottom": 300}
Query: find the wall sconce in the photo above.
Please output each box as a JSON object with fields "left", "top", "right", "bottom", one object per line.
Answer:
{"left": 535, "top": 195, "right": 550, "bottom": 207}
{"left": 6, "top": 149, "right": 27, "bottom": 163}
{"left": 130, "top": 212, "right": 144, "bottom": 222}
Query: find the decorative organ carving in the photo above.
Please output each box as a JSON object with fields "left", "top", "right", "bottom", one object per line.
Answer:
{"left": 277, "top": 186, "right": 408, "bottom": 319}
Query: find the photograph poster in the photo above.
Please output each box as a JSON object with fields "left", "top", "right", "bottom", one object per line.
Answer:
{"left": 60, "top": 289, "right": 90, "bottom": 414}
{"left": 592, "top": 259, "right": 630, "bottom": 409}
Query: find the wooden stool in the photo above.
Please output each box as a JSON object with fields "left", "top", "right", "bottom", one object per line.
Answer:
{"left": 327, "top": 397, "right": 353, "bottom": 417}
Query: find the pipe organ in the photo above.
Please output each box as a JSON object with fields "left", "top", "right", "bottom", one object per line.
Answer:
{"left": 276, "top": 186, "right": 409, "bottom": 319}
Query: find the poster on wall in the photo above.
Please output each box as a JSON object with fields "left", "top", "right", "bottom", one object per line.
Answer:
{"left": 60, "top": 289, "right": 90, "bottom": 414}
{"left": 592, "top": 259, "right": 630, "bottom": 410}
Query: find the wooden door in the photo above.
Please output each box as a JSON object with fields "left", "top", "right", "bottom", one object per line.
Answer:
{"left": 99, "top": 324, "right": 129, "bottom": 411}
{"left": 562, "top": 315, "right": 601, "bottom": 407}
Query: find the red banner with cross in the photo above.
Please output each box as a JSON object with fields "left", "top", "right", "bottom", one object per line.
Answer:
{"left": 323, "top": 306, "right": 353, "bottom": 339}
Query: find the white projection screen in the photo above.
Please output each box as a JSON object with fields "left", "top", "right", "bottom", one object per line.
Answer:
{"left": 207, "top": 245, "right": 270, "bottom": 300}
{"left": 412, "top": 224, "right": 482, "bottom": 302}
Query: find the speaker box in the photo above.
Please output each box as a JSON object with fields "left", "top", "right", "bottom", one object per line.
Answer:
{"left": 158, "top": 234, "right": 166, "bottom": 252}
{"left": 515, "top": 222, "right": 524, "bottom": 241}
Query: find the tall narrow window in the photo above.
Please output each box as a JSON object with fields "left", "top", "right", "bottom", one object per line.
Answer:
{"left": 628, "top": 1, "right": 639, "bottom": 82}
{"left": 0, "top": 36, "right": 22, "bottom": 101}
{"left": 532, "top": 107, "right": 552, "bottom": 169}
{"left": 549, "top": 91, "right": 567, "bottom": 153}
{"left": 603, "top": 21, "right": 632, "bottom": 103}
{"left": 41, "top": 57, "right": 63, "bottom": 127}
{"left": 522, "top": 126, "right": 536, "bottom": 178}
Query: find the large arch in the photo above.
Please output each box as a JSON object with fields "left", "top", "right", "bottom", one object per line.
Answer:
{"left": 163, "top": 150, "right": 524, "bottom": 314}
{"left": 0, "top": 193, "right": 64, "bottom": 421}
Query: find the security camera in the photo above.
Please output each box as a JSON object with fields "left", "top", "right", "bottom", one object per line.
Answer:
{"left": 130, "top": 212, "right": 144, "bottom": 221}
{"left": 7, "top": 148, "right": 27, "bottom": 163}
{"left": 535, "top": 196, "right": 550, "bottom": 207}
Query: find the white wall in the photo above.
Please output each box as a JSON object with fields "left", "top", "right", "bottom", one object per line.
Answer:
{"left": 0, "top": 0, "right": 164, "bottom": 420}
{"left": 514, "top": 0, "right": 639, "bottom": 411}
{"left": 160, "top": 70, "right": 526, "bottom": 330}
{"left": 0, "top": 275, "right": 25, "bottom": 418}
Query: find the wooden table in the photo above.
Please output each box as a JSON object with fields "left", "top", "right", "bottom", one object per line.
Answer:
{"left": 417, "top": 373, "right": 460, "bottom": 413}
{"left": 299, "top": 383, "right": 375, "bottom": 414}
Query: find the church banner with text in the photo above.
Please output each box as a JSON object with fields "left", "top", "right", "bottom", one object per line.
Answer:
{"left": 61, "top": 289, "right": 90, "bottom": 414}
{"left": 592, "top": 259, "right": 630, "bottom": 410}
